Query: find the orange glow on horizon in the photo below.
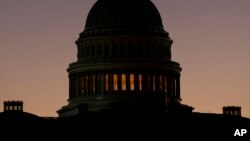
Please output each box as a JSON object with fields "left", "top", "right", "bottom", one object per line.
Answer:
{"left": 0, "top": 0, "right": 249, "bottom": 118}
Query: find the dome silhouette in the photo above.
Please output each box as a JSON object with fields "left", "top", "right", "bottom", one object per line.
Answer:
{"left": 80, "top": 0, "right": 168, "bottom": 38}
{"left": 58, "top": 0, "right": 192, "bottom": 117}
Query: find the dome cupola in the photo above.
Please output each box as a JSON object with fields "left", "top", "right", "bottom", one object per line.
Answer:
{"left": 79, "top": 0, "right": 168, "bottom": 38}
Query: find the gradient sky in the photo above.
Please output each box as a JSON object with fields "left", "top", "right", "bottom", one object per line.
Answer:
{"left": 0, "top": 0, "right": 249, "bottom": 117}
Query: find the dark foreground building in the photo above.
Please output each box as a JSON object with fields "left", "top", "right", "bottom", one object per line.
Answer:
{"left": 0, "top": 102, "right": 250, "bottom": 137}
{"left": 1, "top": 0, "right": 249, "bottom": 137}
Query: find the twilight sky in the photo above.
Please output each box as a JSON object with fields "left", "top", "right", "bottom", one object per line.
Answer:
{"left": 0, "top": 0, "right": 249, "bottom": 117}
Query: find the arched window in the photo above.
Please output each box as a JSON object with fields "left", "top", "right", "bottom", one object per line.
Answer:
{"left": 113, "top": 74, "right": 118, "bottom": 91}
{"left": 130, "top": 74, "right": 134, "bottom": 91}
{"left": 81, "top": 76, "right": 85, "bottom": 95}
{"left": 92, "top": 75, "right": 95, "bottom": 94}
{"left": 164, "top": 76, "right": 167, "bottom": 93}
{"left": 122, "top": 74, "right": 126, "bottom": 90}
{"left": 105, "top": 74, "right": 109, "bottom": 91}
{"left": 139, "top": 74, "right": 142, "bottom": 91}
{"left": 86, "top": 75, "right": 89, "bottom": 94}
{"left": 153, "top": 75, "right": 156, "bottom": 91}
{"left": 159, "top": 75, "right": 163, "bottom": 91}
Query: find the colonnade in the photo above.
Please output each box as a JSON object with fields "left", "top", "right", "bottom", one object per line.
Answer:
{"left": 77, "top": 39, "right": 171, "bottom": 60}
{"left": 69, "top": 72, "right": 180, "bottom": 101}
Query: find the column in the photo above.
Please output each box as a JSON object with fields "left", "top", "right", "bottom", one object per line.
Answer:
{"left": 162, "top": 75, "right": 166, "bottom": 94}
{"left": 152, "top": 75, "right": 156, "bottom": 92}
{"left": 81, "top": 73, "right": 85, "bottom": 96}
{"left": 150, "top": 75, "right": 154, "bottom": 92}
{"left": 75, "top": 74, "right": 80, "bottom": 97}
{"left": 108, "top": 43, "right": 112, "bottom": 57}
{"left": 71, "top": 75, "right": 75, "bottom": 98}
{"left": 104, "top": 73, "right": 109, "bottom": 95}
{"left": 134, "top": 73, "right": 139, "bottom": 95}
{"left": 97, "top": 73, "right": 101, "bottom": 95}
{"left": 72, "top": 75, "right": 76, "bottom": 99}
{"left": 85, "top": 74, "right": 89, "bottom": 96}
{"left": 109, "top": 73, "right": 113, "bottom": 95}
{"left": 167, "top": 77, "right": 172, "bottom": 101}
{"left": 82, "top": 74, "right": 86, "bottom": 96}
{"left": 82, "top": 45, "right": 84, "bottom": 59}
{"left": 126, "top": 73, "right": 130, "bottom": 93}
{"left": 172, "top": 78, "right": 176, "bottom": 99}
{"left": 155, "top": 74, "right": 159, "bottom": 93}
{"left": 69, "top": 75, "right": 72, "bottom": 99}
{"left": 101, "top": 46, "right": 104, "bottom": 57}
{"left": 142, "top": 73, "right": 147, "bottom": 93}
{"left": 176, "top": 76, "right": 180, "bottom": 100}
{"left": 100, "top": 73, "right": 105, "bottom": 96}
{"left": 94, "top": 73, "right": 98, "bottom": 95}
{"left": 118, "top": 73, "right": 122, "bottom": 94}
{"left": 84, "top": 45, "right": 86, "bottom": 58}
{"left": 92, "top": 73, "right": 96, "bottom": 95}
{"left": 89, "top": 73, "right": 93, "bottom": 96}
{"left": 117, "top": 42, "right": 120, "bottom": 57}
{"left": 95, "top": 44, "right": 98, "bottom": 58}
{"left": 79, "top": 74, "right": 83, "bottom": 96}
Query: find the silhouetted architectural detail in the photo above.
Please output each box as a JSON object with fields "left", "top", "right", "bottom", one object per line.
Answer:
{"left": 58, "top": 0, "right": 193, "bottom": 117}
{"left": 1, "top": 2, "right": 250, "bottom": 137}
{"left": 0, "top": 101, "right": 41, "bottom": 131}
{"left": 223, "top": 106, "right": 241, "bottom": 117}
{"left": 4, "top": 101, "right": 23, "bottom": 112}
